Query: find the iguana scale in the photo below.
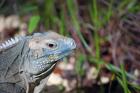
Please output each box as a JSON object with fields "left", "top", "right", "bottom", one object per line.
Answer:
{"left": 0, "top": 31, "right": 76, "bottom": 93}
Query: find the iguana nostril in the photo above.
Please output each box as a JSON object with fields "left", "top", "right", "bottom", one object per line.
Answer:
{"left": 66, "top": 39, "right": 76, "bottom": 49}
{"left": 72, "top": 40, "right": 76, "bottom": 49}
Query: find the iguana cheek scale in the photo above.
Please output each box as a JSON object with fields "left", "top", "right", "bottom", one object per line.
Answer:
{"left": 0, "top": 31, "right": 76, "bottom": 93}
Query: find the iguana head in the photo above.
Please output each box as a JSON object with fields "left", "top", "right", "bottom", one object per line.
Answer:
{"left": 24, "top": 32, "right": 76, "bottom": 77}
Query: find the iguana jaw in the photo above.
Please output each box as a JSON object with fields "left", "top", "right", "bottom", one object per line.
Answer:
{"left": 31, "top": 51, "right": 72, "bottom": 80}
{"left": 33, "top": 59, "right": 61, "bottom": 78}
{"left": 29, "top": 50, "right": 73, "bottom": 75}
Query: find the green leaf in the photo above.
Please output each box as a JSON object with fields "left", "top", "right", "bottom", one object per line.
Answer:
{"left": 28, "top": 15, "right": 40, "bottom": 33}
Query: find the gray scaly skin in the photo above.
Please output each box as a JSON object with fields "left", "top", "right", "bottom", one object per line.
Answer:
{"left": 0, "top": 31, "right": 76, "bottom": 93}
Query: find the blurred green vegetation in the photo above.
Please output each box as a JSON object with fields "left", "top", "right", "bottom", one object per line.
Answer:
{"left": 0, "top": 0, "right": 140, "bottom": 93}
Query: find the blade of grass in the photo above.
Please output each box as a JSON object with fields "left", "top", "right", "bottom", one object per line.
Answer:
{"left": 90, "top": 0, "right": 100, "bottom": 29}
{"left": 128, "top": 82, "right": 140, "bottom": 90}
{"left": 120, "top": 64, "right": 131, "bottom": 93}
{"left": 20, "top": 4, "right": 38, "bottom": 15}
{"left": 28, "top": 15, "right": 40, "bottom": 33}
{"left": 118, "top": 0, "right": 131, "bottom": 10}
{"left": 59, "top": 10, "right": 66, "bottom": 35}
{"left": 104, "top": 0, "right": 113, "bottom": 24}
{"left": 89, "top": 0, "right": 101, "bottom": 73}
{"left": 89, "top": 56, "right": 137, "bottom": 80}
{"left": 117, "top": 77, "right": 124, "bottom": 88}
{"left": 44, "top": 0, "right": 55, "bottom": 29}
{"left": 75, "top": 54, "right": 85, "bottom": 76}
{"left": 66, "top": 0, "right": 92, "bottom": 53}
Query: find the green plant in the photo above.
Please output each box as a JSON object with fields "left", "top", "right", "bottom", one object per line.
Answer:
{"left": 28, "top": 15, "right": 40, "bottom": 33}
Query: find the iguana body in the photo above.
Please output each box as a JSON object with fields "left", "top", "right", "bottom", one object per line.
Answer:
{"left": 0, "top": 31, "right": 76, "bottom": 93}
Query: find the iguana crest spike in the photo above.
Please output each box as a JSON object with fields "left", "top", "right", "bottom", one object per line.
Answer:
{"left": 0, "top": 36, "right": 21, "bottom": 50}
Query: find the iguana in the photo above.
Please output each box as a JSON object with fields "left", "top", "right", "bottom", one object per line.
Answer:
{"left": 0, "top": 31, "right": 76, "bottom": 93}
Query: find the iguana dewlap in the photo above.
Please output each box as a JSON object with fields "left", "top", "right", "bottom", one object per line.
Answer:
{"left": 0, "top": 31, "right": 76, "bottom": 93}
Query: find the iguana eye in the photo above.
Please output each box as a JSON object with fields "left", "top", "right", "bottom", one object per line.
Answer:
{"left": 46, "top": 42, "right": 57, "bottom": 49}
